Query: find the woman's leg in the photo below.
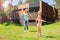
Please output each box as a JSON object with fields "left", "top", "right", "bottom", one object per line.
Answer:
{"left": 24, "top": 21, "right": 28, "bottom": 32}
{"left": 25, "top": 21, "right": 28, "bottom": 32}
{"left": 26, "top": 21, "right": 28, "bottom": 31}
{"left": 24, "top": 21, "right": 26, "bottom": 32}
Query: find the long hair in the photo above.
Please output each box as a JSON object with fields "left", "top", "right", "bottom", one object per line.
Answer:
{"left": 37, "top": 11, "right": 42, "bottom": 16}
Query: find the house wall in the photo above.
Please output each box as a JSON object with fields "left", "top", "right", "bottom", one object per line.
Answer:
{"left": 18, "top": 3, "right": 29, "bottom": 9}
{"left": 42, "top": 1, "right": 58, "bottom": 22}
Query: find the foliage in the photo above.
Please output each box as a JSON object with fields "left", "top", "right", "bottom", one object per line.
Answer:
{"left": 55, "top": 0, "right": 60, "bottom": 4}
{"left": 18, "top": 0, "right": 23, "bottom": 4}
{"left": 3, "top": 3, "right": 13, "bottom": 16}
{"left": 25, "top": 0, "right": 38, "bottom": 3}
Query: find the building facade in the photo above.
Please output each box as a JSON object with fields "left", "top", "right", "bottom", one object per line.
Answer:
{"left": 15, "top": 1, "right": 58, "bottom": 25}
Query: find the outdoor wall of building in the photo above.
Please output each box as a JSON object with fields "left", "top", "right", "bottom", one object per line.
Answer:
{"left": 18, "top": 3, "right": 29, "bottom": 9}
{"left": 29, "top": 1, "right": 40, "bottom": 12}
{"left": 55, "top": 8, "right": 58, "bottom": 20}
{"left": 29, "top": 1, "right": 40, "bottom": 7}
{"left": 29, "top": 7, "right": 39, "bottom": 12}
{"left": 42, "top": 2, "right": 47, "bottom": 17}
{"left": 28, "top": 12, "right": 37, "bottom": 25}
{"left": 42, "top": 1, "right": 58, "bottom": 22}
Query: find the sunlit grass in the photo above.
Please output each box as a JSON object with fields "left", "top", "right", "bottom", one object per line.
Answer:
{"left": 0, "top": 22, "right": 60, "bottom": 40}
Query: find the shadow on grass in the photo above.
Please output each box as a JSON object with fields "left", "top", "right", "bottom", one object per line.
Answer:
{"left": 42, "top": 36, "right": 56, "bottom": 38}
{"left": 12, "top": 22, "right": 22, "bottom": 26}
{"left": 42, "top": 21, "right": 56, "bottom": 26}
{"left": 3, "top": 21, "right": 22, "bottom": 26}
{"left": 29, "top": 31, "right": 37, "bottom": 32}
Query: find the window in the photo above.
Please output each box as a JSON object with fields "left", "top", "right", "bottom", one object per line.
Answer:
{"left": 29, "top": 7, "right": 39, "bottom": 12}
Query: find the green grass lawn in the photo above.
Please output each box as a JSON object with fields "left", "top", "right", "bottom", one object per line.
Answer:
{"left": 0, "top": 22, "right": 60, "bottom": 40}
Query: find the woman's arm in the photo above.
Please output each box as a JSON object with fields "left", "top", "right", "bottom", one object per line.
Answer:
{"left": 28, "top": 12, "right": 32, "bottom": 17}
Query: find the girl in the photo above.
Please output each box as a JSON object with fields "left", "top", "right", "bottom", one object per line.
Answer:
{"left": 36, "top": 11, "right": 45, "bottom": 37}
{"left": 22, "top": 8, "right": 32, "bottom": 32}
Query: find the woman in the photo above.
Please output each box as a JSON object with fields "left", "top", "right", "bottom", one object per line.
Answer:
{"left": 22, "top": 8, "right": 32, "bottom": 32}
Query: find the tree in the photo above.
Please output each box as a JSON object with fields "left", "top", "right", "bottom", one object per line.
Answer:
{"left": 55, "top": 0, "right": 60, "bottom": 4}
{"left": 34, "top": 0, "right": 39, "bottom": 2}
{"left": 53, "top": 0, "right": 60, "bottom": 9}
{"left": 0, "top": 0, "right": 13, "bottom": 16}
{"left": 53, "top": 0, "right": 60, "bottom": 19}
{"left": 25, "top": 0, "right": 30, "bottom": 3}
{"left": 25, "top": 0, "right": 38, "bottom": 3}
{"left": 18, "top": 0, "right": 23, "bottom": 4}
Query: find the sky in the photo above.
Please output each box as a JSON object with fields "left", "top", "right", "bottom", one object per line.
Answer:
{"left": 6, "top": 0, "right": 55, "bottom": 6}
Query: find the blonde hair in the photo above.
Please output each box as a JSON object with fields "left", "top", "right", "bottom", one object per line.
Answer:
{"left": 25, "top": 8, "right": 29, "bottom": 13}
{"left": 38, "top": 11, "right": 42, "bottom": 15}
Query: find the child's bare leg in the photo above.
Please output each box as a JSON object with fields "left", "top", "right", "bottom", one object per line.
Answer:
{"left": 40, "top": 28, "right": 42, "bottom": 37}
{"left": 37, "top": 26, "right": 40, "bottom": 38}
{"left": 37, "top": 25, "right": 42, "bottom": 37}
{"left": 36, "top": 23, "right": 42, "bottom": 38}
